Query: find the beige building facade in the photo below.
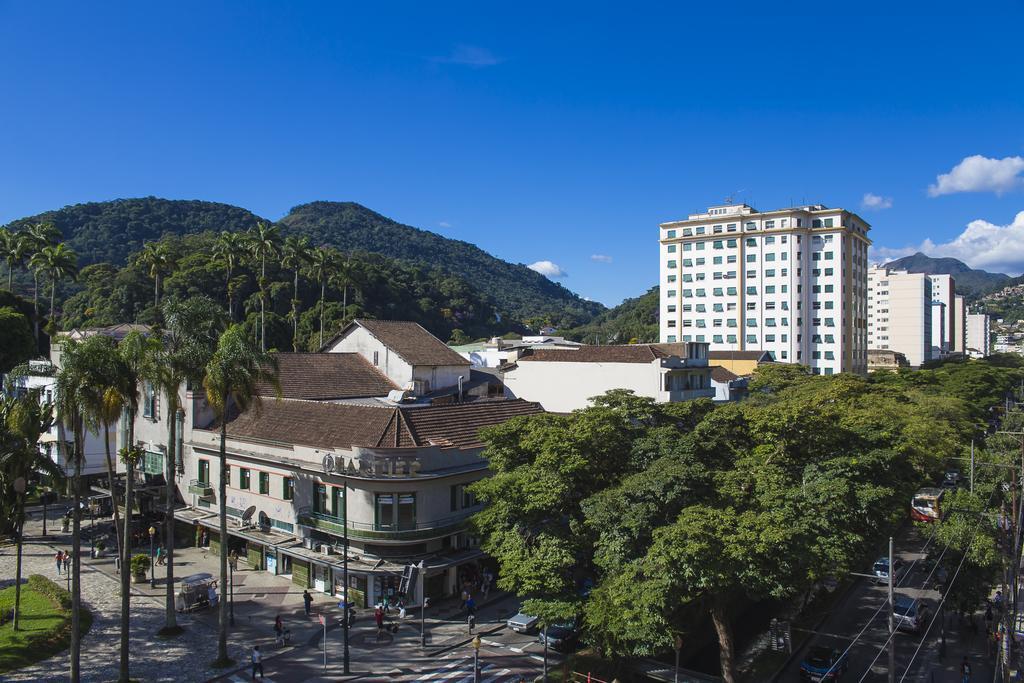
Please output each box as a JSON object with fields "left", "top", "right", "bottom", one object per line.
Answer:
{"left": 868, "top": 266, "right": 933, "bottom": 368}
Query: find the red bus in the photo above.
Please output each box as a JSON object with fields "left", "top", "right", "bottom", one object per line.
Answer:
{"left": 910, "top": 487, "right": 944, "bottom": 523}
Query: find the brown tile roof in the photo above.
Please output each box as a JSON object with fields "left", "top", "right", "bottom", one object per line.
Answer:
{"left": 710, "top": 366, "right": 739, "bottom": 382}
{"left": 708, "top": 350, "right": 773, "bottom": 362}
{"left": 260, "top": 353, "right": 398, "bottom": 400}
{"left": 338, "top": 320, "right": 470, "bottom": 367}
{"left": 519, "top": 343, "right": 694, "bottom": 364}
{"left": 400, "top": 399, "right": 544, "bottom": 449}
{"left": 224, "top": 398, "right": 543, "bottom": 451}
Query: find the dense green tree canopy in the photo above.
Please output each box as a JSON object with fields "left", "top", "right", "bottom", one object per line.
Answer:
{"left": 471, "top": 362, "right": 992, "bottom": 681}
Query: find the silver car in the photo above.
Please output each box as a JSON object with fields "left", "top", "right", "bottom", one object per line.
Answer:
{"left": 507, "top": 610, "right": 539, "bottom": 633}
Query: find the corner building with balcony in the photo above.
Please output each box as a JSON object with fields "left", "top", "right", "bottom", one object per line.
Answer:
{"left": 659, "top": 203, "right": 871, "bottom": 375}
{"left": 127, "top": 319, "right": 542, "bottom": 609}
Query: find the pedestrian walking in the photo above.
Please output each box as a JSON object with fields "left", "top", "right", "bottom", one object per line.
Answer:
{"left": 251, "top": 645, "right": 264, "bottom": 679}
{"left": 398, "top": 601, "right": 407, "bottom": 621}
{"left": 303, "top": 589, "right": 312, "bottom": 616}
{"left": 63, "top": 550, "right": 71, "bottom": 574}
{"left": 961, "top": 655, "right": 971, "bottom": 682}
{"left": 460, "top": 588, "right": 469, "bottom": 609}
{"left": 465, "top": 595, "right": 476, "bottom": 616}
{"left": 55, "top": 550, "right": 63, "bottom": 575}
{"left": 274, "top": 615, "right": 285, "bottom": 645}
{"left": 374, "top": 604, "right": 384, "bottom": 641}
{"left": 230, "top": 549, "right": 239, "bottom": 572}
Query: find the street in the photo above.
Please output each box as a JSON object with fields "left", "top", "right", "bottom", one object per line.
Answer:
{"left": 780, "top": 525, "right": 996, "bottom": 681}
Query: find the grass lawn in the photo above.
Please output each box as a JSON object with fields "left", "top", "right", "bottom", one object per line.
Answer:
{"left": 0, "top": 581, "right": 74, "bottom": 673}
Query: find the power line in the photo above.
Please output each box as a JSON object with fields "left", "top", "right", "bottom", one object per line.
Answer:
{"left": 819, "top": 518, "right": 945, "bottom": 678}
{"left": 852, "top": 485, "right": 998, "bottom": 682}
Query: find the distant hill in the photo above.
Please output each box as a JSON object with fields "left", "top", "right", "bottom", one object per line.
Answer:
{"left": 277, "top": 201, "right": 603, "bottom": 327}
{"left": 562, "top": 285, "right": 660, "bottom": 344}
{"left": 883, "top": 252, "right": 1010, "bottom": 298}
{"left": 4, "top": 197, "right": 264, "bottom": 268}
{"left": 4, "top": 197, "right": 604, "bottom": 329}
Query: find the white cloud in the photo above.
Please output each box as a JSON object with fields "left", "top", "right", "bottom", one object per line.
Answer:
{"left": 928, "top": 155, "right": 1024, "bottom": 197}
{"left": 861, "top": 193, "right": 893, "bottom": 210}
{"left": 438, "top": 221, "right": 452, "bottom": 228}
{"left": 431, "top": 45, "right": 501, "bottom": 68}
{"left": 528, "top": 260, "right": 567, "bottom": 278}
{"left": 590, "top": 254, "right": 613, "bottom": 263}
{"left": 871, "top": 210, "right": 1024, "bottom": 275}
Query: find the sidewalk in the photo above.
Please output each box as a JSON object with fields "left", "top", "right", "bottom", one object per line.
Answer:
{"left": 5, "top": 506, "right": 519, "bottom": 681}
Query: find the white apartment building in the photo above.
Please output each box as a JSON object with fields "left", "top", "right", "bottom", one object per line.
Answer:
{"left": 967, "top": 312, "right": 991, "bottom": 358}
{"left": 502, "top": 342, "right": 714, "bottom": 412}
{"left": 867, "top": 267, "right": 933, "bottom": 368}
{"left": 659, "top": 203, "right": 870, "bottom": 376}
{"left": 928, "top": 274, "right": 956, "bottom": 359}
{"left": 952, "top": 295, "right": 967, "bottom": 355}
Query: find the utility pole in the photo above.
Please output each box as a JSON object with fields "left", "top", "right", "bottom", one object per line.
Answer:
{"left": 342, "top": 475, "right": 350, "bottom": 675}
{"left": 888, "top": 536, "right": 895, "bottom": 683}
{"left": 970, "top": 440, "right": 975, "bottom": 493}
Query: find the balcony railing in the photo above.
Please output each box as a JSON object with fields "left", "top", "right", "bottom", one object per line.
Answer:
{"left": 188, "top": 479, "right": 213, "bottom": 497}
{"left": 665, "top": 388, "right": 716, "bottom": 401}
{"left": 297, "top": 507, "right": 475, "bottom": 542}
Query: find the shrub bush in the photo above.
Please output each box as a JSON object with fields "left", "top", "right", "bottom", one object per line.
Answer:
{"left": 130, "top": 554, "right": 150, "bottom": 575}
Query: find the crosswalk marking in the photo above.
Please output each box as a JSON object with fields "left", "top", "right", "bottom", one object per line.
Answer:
{"left": 229, "top": 675, "right": 276, "bottom": 683}
{"left": 414, "top": 658, "right": 509, "bottom": 682}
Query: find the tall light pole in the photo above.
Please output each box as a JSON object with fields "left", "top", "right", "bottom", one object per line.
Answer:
{"left": 887, "top": 536, "right": 894, "bottom": 683}
{"left": 149, "top": 525, "right": 156, "bottom": 588}
{"left": 542, "top": 624, "right": 548, "bottom": 682}
{"left": 418, "top": 560, "right": 427, "bottom": 647}
{"left": 325, "top": 453, "right": 351, "bottom": 676}
{"left": 472, "top": 634, "right": 482, "bottom": 683}
{"left": 229, "top": 558, "right": 235, "bottom": 626}
{"left": 673, "top": 633, "right": 683, "bottom": 683}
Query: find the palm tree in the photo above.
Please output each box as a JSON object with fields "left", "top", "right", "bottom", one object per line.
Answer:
{"left": 23, "top": 222, "right": 61, "bottom": 341}
{"left": 246, "top": 222, "right": 280, "bottom": 351}
{"left": 331, "top": 254, "right": 357, "bottom": 330}
{"left": 0, "top": 228, "right": 29, "bottom": 293}
{"left": 203, "top": 324, "right": 279, "bottom": 665}
{"left": 212, "top": 231, "right": 246, "bottom": 322}
{"left": 307, "top": 246, "right": 339, "bottom": 349}
{"left": 149, "top": 297, "right": 224, "bottom": 633}
{"left": 0, "top": 388, "right": 60, "bottom": 632}
{"left": 53, "top": 337, "right": 94, "bottom": 682}
{"left": 32, "top": 243, "right": 79, "bottom": 331}
{"left": 137, "top": 242, "right": 175, "bottom": 311}
{"left": 116, "top": 330, "right": 158, "bottom": 682}
{"left": 280, "top": 235, "right": 311, "bottom": 352}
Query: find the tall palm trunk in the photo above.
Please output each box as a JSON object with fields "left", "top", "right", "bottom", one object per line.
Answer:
{"left": 163, "top": 400, "right": 178, "bottom": 631}
{"left": 342, "top": 281, "right": 347, "bottom": 326}
{"left": 13, "top": 488, "right": 26, "bottom": 630}
{"left": 119, "top": 417, "right": 136, "bottom": 682}
{"left": 154, "top": 273, "right": 160, "bottom": 309}
{"left": 7, "top": 263, "right": 13, "bottom": 292}
{"left": 226, "top": 267, "right": 234, "bottom": 323}
{"left": 33, "top": 272, "right": 40, "bottom": 342}
{"left": 292, "top": 269, "right": 299, "bottom": 352}
{"left": 260, "top": 257, "right": 266, "bottom": 351}
{"left": 50, "top": 276, "right": 57, "bottom": 326}
{"left": 318, "top": 280, "right": 325, "bottom": 349}
{"left": 216, "top": 412, "right": 230, "bottom": 663}
{"left": 69, "top": 420, "right": 83, "bottom": 683}
{"left": 102, "top": 425, "right": 123, "bottom": 575}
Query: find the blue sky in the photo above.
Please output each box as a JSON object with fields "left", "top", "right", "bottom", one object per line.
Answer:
{"left": 2, "top": 1, "right": 1023, "bottom": 306}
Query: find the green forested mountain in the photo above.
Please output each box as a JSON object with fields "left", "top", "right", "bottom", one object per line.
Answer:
{"left": 562, "top": 285, "right": 660, "bottom": 343}
{"left": 3, "top": 197, "right": 603, "bottom": 330}
{"left": 58, "top": 231, "right": 500, "bottom": 349}
{"left": 278, "top": 201, "right": 603, "bottom": 327}
{"left": 883, "top": 252, "right": 1010, "bottom": 298}
{"left": 4, "top": 197, "right": 263, "bottom": 268}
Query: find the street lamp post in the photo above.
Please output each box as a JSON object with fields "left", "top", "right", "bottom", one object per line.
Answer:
{"left": 472, "top": 634, "right": 482, "bottom": 683}
{"left": 542, "top": 624, "right": 548, "bottom": 683}
{"left": 673, "top": 634, "right": 684, "bottom": 683}
{"left": 148, "top": 525, "right": 156, "bottom": 588}
{"left": 342, "top": 475, "right": 350, "bottom": 675}
{"left": 229, "top": 559, "right": 235, "bottom": 626}
{"left": 419, "top": 560, "right": 428, "bottom": 648}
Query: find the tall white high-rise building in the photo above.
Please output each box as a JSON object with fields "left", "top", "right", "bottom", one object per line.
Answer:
{"left": 928, "top": 274, "right": 956, "bottom": 359}
{"left": 867, "top": 266, "right": 932, "bottom": 368}
{"left": 966, "top": 313, "right": 991, "bottom": 358}
{"left": 659, "top": 203, "right": 870, "bottom": 376}
{"left": 952, "top": 294, "right": 967, "bottom": 355}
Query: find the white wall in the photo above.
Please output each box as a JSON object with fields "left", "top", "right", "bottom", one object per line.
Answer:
{"left": 967, "top": 313, "right": 991, "bottom": 358}
{"left": 328, "top": 325, "right": 469, "bottom": 392}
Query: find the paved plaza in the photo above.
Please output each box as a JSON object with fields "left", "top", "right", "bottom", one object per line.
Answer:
{"left": 0, "top": 505, "right": 546, "bottom": 682}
